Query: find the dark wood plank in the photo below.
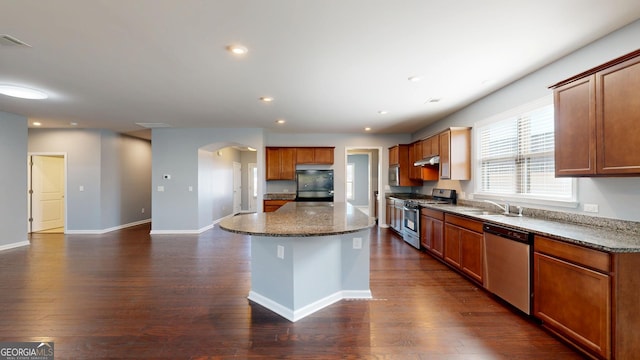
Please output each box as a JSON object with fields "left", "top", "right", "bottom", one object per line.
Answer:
{"left": 0, "top": 224, "right": 585, "bottom": 359}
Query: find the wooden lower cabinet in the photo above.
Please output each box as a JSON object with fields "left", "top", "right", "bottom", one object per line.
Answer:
{"left": 385, "top": 198, "right": 403, "bottom": 233}
{"left": 443, "top": 214, "right": 483, "bottom": 284}
{"left": 420, "top": 208, "right": 444, "bottom": 258}
{"left": 533, "top": 235, "right": 640, "bottom": 360}
{"left": 263, "top": 200, "right": 292, "bottom": 212}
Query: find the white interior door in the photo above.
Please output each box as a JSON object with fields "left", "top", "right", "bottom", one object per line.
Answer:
{"left": 31, "top": 155, "right": 65, "bottom": 232}
{"left": 233, "top": 162, "right": 242, "bottom": 214}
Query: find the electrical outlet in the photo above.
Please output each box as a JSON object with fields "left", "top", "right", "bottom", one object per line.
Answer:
{"left": 459, "top": 192, "right": 466, "bottom": 200}
{"left": 584, "top": 203, "right": 599, "bottom": 213}
{"left": 353, "top": 237, "right": 362, "bottom": 249}
{"left": 141, "top": 208, "right": 145, "bottom": 213}
{"left": 277, "top": 245, "right": 285, "bottom": 259}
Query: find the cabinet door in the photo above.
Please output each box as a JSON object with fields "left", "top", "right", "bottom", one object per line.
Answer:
{"left": 409, "top": 142, "right": 422, "bottom": 180}
{"left": 444, "top": 224, "right": 461, "bottom": 268}
{"left": 394, "top": 204, "right": 403, "bottom": 231}
{"left": 389, "top": 146, "right": 399, "bottom": 166}
{"left": 385, "top": 200, "right": 393, "bottom": 228}
{"left": 430, "top": 135, "right": 440, "bottom": 156}
{"left": 554, "top": 76, "right": 597, "bottom": 176}
{"left": 534, "top": 252, "right": 610, "bottom": 359}
{"left": 296, "top": 148, "right": 315, "bottom": 163}
{"left": 420, "top": 138, "right": 431, "bottom": 158}
{"left": 266, "top": 148, "right": 296, "bottom": 180}
{"left": 596, "top": 56, "right": 640, "bottom": 175}
{"left": 431, "top": 218, "right": 444, "bottom": 258}
{"left": 314, "top": 148, "right": 334, "bottom": 164}
{"left": 460, "top": 229, "right": 483, "bottom": 283}
{"left": 439, "top": 130, "right": 451, "bottom": 179}
{"left": 266, "top": 148, "right": 281, "bottom": 180}
{"left": 420, "top": 215, "right": 430, "bottom": 250}
{"left": 279, "top": 148, "right": 296, "bottom": 180}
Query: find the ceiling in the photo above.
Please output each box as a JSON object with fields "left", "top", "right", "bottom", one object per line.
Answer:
{"left": 2, "top": 1, "right": 640, "bottom": 139}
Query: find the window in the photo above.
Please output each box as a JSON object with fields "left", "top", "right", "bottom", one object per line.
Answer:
{"left": 475, "top": 96, "right": 575, "bottom": 204}
{"left": 346, "top": 163, "right": 355, "bottom": 200}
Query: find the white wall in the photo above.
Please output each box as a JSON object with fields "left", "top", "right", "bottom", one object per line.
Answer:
{"left": 0, "top": 111, "right": 28, "bottom": 249}
{"left": 412, "top": 19, "right": 640, "bottom": 222}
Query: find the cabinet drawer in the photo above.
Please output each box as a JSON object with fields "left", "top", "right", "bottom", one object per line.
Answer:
{"left": 534, "top": 235, "right": 610, "bottom": 273}
{"left": 444, "top": 214, "right": 483, "bottom": 233}
{"left": 420, "top": 208, "right": 444, "bottom": 220}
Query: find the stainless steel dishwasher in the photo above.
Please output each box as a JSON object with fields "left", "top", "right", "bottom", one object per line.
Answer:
{"left": 483, "top": 223, "right": 532, "bottom": 315}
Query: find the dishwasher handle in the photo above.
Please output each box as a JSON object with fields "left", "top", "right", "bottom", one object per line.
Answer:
{"left": 483, "top": 223, "right": 532, "bottom": 244}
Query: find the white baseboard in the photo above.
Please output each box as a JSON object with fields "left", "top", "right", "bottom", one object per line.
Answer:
{"left": 66, "top": 218, "right": 151, "bottom": 235}
{"left": 248, "top": 289, "right": 372, "bottom": 322}
{"left": 0, "top": 240, "right": 30, "bottom": 252}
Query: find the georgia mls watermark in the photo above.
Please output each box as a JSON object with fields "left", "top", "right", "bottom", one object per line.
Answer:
{"left": 0, "top": 342, "right": 54, "bottom": 360}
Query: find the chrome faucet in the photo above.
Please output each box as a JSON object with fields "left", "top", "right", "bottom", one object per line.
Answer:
{"left": 484, "top": 200, "right": 510, "bottom": 215}
{"left": 483, "top": 200, "right": 523, "bottom": 217}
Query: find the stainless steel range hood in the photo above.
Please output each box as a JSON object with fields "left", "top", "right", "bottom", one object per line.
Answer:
{"left": 413, "top": 155, "right": 440, "bottom": 166}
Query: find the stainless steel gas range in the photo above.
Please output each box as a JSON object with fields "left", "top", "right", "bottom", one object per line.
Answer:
{"left": 402, "top": 188, "right": 456, "bottom": 249}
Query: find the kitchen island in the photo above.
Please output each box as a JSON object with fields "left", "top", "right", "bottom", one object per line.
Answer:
{"left": 219, "top": 202, "right": 375, "bottom": 322}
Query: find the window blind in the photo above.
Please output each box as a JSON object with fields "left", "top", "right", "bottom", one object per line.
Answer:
{"left": 478, "top": 103, "right": 573, "bottom": 199}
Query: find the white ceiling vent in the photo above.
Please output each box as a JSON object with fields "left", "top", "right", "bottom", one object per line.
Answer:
{"left": 0, "top": 34, "right": 31, "bottom": 47}
{"left": 135, "top": 122, "right": 172, "bottom": 128}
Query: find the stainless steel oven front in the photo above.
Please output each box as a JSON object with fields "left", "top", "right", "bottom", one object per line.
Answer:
{"left": 402, "top": 201, "right": 420, "bottom": 249}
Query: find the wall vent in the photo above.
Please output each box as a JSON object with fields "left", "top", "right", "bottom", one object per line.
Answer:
{"left": 0, "top": 34, "right": 31, "bottom": 47}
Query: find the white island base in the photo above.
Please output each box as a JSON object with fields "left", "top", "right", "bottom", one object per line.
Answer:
{"left": 248, "top": 229, "right": 372, "bottom": 322}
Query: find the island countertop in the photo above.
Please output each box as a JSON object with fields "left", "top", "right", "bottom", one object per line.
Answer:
{"left": 219, "top": 202, "right": 376, "bottom": 237}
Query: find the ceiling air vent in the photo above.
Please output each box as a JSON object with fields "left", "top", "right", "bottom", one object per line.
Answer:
{"left": 0, "top": 34, "right": 31, "bottom": 47}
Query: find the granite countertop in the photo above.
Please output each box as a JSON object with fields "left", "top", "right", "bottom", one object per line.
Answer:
{"left": 219, "top": 202, "right": 375, "bottom": 237}
{"left": 386, "top": 194, "right": 640, "bottom": 253}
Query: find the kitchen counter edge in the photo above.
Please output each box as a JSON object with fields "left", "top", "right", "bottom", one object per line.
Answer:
{"left": 387, "top": 195, "right": 640, "bottom": 253}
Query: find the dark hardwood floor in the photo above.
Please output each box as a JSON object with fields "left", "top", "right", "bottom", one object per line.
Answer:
{"left": 0, "top": 224, "right": 586, "bottom": 359}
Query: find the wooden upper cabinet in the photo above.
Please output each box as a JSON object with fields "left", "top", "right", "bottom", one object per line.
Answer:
{"left": 389, "top": 145, "right": 399, "bottom": 166}
{"left": 439, "top": 128, "right": 470, "bottom": 180}
{"left": 409, "top": 141, "right": 422, "bottom": 180}
{"left": 421, "top": 135, "right": 439, "bottom": 158}
{"left": 266, "top": 147, "right": 334, "bottom": 180}
{"left": 296, "top": 147, "right": 334, "bottom": 164}
{"left": 551, "top": 49, "right": 640, "bottom": 177}
{"left": 388, "top": 144, "right": 421, "bottom": 186}
{"left": 266, "top": 147, "right": 296, "bottom": 180}
{"left": 596, "top": 55, "right": 640, "bottom": 175}
{"left": 553, "top": 76, "right": 596, "bottom": 176}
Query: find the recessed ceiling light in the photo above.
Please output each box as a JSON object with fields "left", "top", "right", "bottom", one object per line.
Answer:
{"left": 424, "top": 98, "right": 442, "bottom": 104}
{"left": 408, "top": 76, "right": 421, "bottom": 82}
{"left": 0, "top": 85, "right": 48, "bottom": 99}
{"left": 227, "top": 44, "right": 248, "bottom": 55}
{"left": 275, "top": 119, "right": 286, "bottom": 124}
{"left": 377, "top": 110, "right": 388, "bottom": 115}
{"left": 32, "top": 121, "right": 42, "bottom": 126}
{"left": 259, "top": 96, "right": 274, "bottom": 102}
{"left": 364, "top": 127, "right": 372, "bottom": 132}
{"left": 70, "top": 122, "right": 78, "bottom": 126}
